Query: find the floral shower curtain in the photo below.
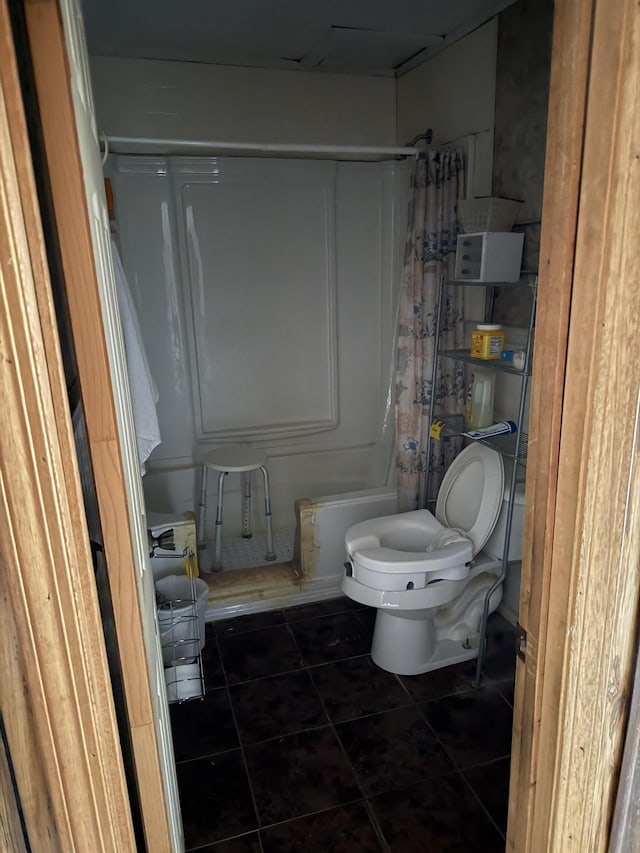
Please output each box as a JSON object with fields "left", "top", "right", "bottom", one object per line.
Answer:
{"left": 395, "top": 149, "right": 466, "bottom": 511}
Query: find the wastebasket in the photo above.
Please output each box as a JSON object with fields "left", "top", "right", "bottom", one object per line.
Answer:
{"left": 156, "top": 575, "right": 208, "bottom": 667}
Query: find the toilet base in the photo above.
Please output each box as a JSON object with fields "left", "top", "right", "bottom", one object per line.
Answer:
{"left": 367, "top": 571, "right": 503, "bottom": 676}
{"left": 371, "top": 609, "right": 481, "bottom": 676}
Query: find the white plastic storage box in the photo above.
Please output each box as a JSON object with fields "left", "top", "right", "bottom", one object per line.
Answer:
{"left": 156, "top": 575, "right": 208, "bottom": 666}
{"left": 458, "top": 197, "right": 523, "bottom": 233}
{"left": 454, "top": 232, "right": 524, "bottom": 282}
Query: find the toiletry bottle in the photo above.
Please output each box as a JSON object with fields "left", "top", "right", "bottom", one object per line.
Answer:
{"left": 470, "top": 324, "right": 505, "bottom": 359}
{"left": 465, "top": 367, "right": 495, "bottom": 430}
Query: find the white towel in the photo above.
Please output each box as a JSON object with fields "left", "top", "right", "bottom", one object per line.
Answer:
{"left": 111, "top": 238, "right": 161, "bottom": 474}
{"left": 425, "top": 527, "right": 471, "bottom": 552}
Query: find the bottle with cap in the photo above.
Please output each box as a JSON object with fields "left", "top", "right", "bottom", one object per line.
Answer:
{"left": 470, "top": 323, "right": 505, "bottom": 360}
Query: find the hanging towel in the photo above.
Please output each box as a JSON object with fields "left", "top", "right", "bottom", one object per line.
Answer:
{"left": 111, "top": 237, "right": 161, "bottom": 474}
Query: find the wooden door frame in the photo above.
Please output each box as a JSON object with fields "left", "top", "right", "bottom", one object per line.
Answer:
{"left": 18, "top": 0, "right": 177, "bottom": 850}
{"left": 0, "top": 0, "right": 136, "bottom": 848}
{"left": 509, "top": 0, "right": 640, "bottom": 848}
{"left": 2, "top": 0, "right": 639, "bottom": 849}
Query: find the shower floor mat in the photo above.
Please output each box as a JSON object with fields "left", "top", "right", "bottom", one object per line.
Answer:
{"left": 201, "top": 528, "right": 294, "bottom": 572}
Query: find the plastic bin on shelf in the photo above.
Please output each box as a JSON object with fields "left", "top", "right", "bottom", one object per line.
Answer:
{"left": 458, "top": 197, "right": 522, "bottom": 233}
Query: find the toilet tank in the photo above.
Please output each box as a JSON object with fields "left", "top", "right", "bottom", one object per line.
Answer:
{"left": 483, "top": 475, "right": 526, "bottom": 562}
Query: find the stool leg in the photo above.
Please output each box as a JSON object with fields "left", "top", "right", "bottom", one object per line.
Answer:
{"left": 213, "top": 471, "right": 227, "bottom": 571}
{"left": 197, "top": 465, "right": 207, "bottom": 548}
{"left": 241, "top": 472, "right": 252, "bottom": 539}
{"left": 259, "top": 466, "right": 276, "bottom": 561}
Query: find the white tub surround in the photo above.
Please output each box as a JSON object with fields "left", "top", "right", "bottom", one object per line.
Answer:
{"left": 109, "top": 154, "right": 409, "bottom": 540}
{"left": 198, "top": 485, "right": 399, "bottom": 622}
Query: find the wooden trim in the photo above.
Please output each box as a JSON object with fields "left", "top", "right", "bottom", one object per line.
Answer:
{"left": 544, "top": 0, "right": 640, "bottom": 846}
{"left": 609, "top": 638, "right": 640, "bottom": 851}
{"left": 22, "top": 1, "right": 175, "bottom": 849}
{"left": 0, "top": 591, "right": 62, "bottom": 851}
{"left": 0, "top": 714, "right": 29, "bottom": 853}
{"left": 506, "top": 0, "right": 595, "bottom": 848}
{"left": 510, "top": 0, "right": 640, "bottom": 848}
{"left": 0, "top": 0, "right": 136, "bottom": 848}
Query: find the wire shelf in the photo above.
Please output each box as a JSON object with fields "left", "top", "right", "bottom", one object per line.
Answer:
{"left": 439, "top": 349, "right": 530, "bottom": 375}
{"left": 156, "top": 568, "right": 206, "bottom": 703}
{"left": 432, "top": 415, "right": 528, "bottom": 460}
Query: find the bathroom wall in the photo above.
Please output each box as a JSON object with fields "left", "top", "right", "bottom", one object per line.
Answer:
{"left": 396, "top": 19, "right": 499, "bottom": 197}
{"left": 491, "top": 0, "right": 554, "bottom": 326}
{"left": 109, "top": 154, "right": 409, "bottom": 538}
{"left": 89, "top": 56, "right": 396, "bottom": 147}
{"left": 90, "top": 51, "right": 409, "bottom": 546}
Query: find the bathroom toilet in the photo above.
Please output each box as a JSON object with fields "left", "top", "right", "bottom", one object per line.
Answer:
{"left": 343, "top": 443, "right": 523, "bottom": 675}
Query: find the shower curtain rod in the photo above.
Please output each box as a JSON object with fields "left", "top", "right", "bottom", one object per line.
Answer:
{"left": 102, "top": 135, "right": 420, "bottom": 159}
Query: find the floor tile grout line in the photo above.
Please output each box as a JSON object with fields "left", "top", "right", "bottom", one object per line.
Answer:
{"left": 185, "top": 605, "right": 516, "bottom": 849}
{"left": 216, "top": 609, "right": 375, "bottom": 683}
{"left": 365, "top": 760, "right": 514, "bottom": 852}
{"left": 327, "top": 720, "right": 391, "bottom": 848}
{"left": 174, "top": 743, "right": 243, "bottom": 766}
{"left": 303, "top": 650, "right": 376, "bottom": 672}
{"left": 185, "top": 827, "right": 261, "bottom": 853}
{"left": 213, "top": 632, "right": 264, "bottom": 849}
{"left": 413, "top": 682, "right": 516, "bottom": 771}
{"left": 414, "top": 700, "right": 471, "bottom": 775}
{"left": 361, "top": 796, "right": 392, "bottom": 853}
{"left": 212, "top": 608, "right": 288, "bottom": 638}
{"left": 362, "top": 767, "right": 507, "bottom": 849}
{"left": 458, "top": 763, "right": 508, "bottom": 841}
{"left": 221, "top": 649, "right": 397, "bottom": 689}
{"left": 283, "top": 602, "right": 363, "bottom": 624}
{"left": 284, "top": 609, "right": 357, "bottom": 625}
{"left": 175, "top": 685, "right": 508, "bottom": 766}
{"left": 256, "top": 795, "right": 367, "bottom": 836}
{"left": 223, "top": 650, "right": 371, "bottom": 688}
{"left": 236, "top": 654, "right": 379, "bottom": 837}
{"left": 225, "top": 707, "right": 264, "bottom": 847}
{"left": 394, "top": 670, "right": 417, "bottom": 702}
{"left": 496, "top": 680, "right": 516, "bottom": 709}
{"left": 229, "top": 626, "right": 334, "bottom": 838}
{"left": 308, "top": 666, "right": 393, "bottom": 852}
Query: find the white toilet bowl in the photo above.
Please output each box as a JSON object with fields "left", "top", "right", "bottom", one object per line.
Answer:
{"left": 343, "top": 443, "right": 518, "bottom": 675}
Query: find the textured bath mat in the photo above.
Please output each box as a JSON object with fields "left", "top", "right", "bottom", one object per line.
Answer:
{"left": 200, "top": 528, "right": 294, "bottom": 572}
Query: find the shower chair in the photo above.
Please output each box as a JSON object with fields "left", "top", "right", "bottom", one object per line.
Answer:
{"left": 199, "top": 446, "right": 276, "bottom": 571}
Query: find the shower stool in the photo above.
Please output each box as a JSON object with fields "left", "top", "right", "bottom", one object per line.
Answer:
{"left": 199, "top": 446, "right": 276, "bottom": 571}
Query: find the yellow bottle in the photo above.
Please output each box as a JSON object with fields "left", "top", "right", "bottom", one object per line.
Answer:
{"left": 464, "top": 367, "right": 496, "bottom": 430}
{"left": 470, "top": 324, "right": 505, "bottom": 359}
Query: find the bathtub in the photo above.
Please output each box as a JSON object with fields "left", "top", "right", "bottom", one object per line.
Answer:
{"left": 199, "top": 484, "right": 398, "bottom": 622}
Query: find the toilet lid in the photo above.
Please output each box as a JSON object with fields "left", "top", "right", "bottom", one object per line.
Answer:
{"left": 435, "top": 444, "right": 504, "bottom": 557}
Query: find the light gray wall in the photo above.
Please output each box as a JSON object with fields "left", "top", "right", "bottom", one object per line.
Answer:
{"left": 397, "top": 18, "right": 498, "bottom": 198}
{"left": 89, "top": 56, "right": 396, "bottom": 147}
{"left": 491, "top": 0, "right": 554, "bottom": 326}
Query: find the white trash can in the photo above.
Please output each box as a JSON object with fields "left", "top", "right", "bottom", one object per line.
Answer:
{"left": 164, "top": 662, "right": 203, "bottom": 702}
{"left": 156, "top": 575, "right": 208, "bottom": 667}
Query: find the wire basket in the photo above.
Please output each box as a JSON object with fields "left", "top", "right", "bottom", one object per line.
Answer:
{"left": 156, "top": 573, "right": 207, "bottom": 703}
{"left": 458, "top": 197, "right": 523, "bottom": 233}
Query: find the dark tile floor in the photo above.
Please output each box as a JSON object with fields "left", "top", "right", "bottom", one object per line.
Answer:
{"left": 170, "top": 597, "right": 517, "bottom": 852}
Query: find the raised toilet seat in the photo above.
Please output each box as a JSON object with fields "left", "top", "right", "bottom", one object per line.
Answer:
{"left": 343, "top": 443, "right": 505, "bottom": 675}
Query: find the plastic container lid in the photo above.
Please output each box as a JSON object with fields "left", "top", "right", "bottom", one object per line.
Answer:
{"left": 476, "top": 324, "right": 503, "bottom": 331}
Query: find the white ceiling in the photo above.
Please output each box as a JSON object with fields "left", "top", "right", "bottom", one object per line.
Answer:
{"left": 82, "top": 0, "right": 515, "bottom": 78}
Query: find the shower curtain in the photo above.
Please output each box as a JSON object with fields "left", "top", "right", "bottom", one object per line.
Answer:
{"left": 395, "top": 149, "right": 466, "bottom": 511}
